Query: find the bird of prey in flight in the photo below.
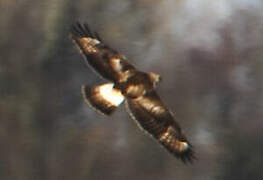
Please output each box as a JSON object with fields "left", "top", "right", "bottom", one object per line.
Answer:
{"left": 70, "top": 22, "right": 195, "bottom": 163}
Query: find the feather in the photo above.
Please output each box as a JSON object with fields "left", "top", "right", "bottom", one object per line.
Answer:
{"left": 81, "top": 83, "right": 124, "bottom": 116}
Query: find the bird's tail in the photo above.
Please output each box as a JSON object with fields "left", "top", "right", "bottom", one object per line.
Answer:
{"left": 81, "top": 83, "right": 124, "bottom": 116}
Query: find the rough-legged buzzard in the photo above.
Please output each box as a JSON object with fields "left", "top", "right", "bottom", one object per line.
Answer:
{"left": 70, "top": 22, "right": 195, "bottom": 163}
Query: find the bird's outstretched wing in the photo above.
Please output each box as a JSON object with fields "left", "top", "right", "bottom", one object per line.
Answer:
{"left": 126, "top": 91, "right": 195, "bottom": 163}
{"left": 70, "top": 22, "right": 135, "bottom": 82}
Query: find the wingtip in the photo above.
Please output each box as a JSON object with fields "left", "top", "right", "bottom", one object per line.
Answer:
{"left": 178, "top": 145, "right": 197, "bottom": 164}
{"left": 70, "top": 21, "right": 94, "bottom": 38}
{"left": 70, "top": 21, "right": 104, "bottom": 44}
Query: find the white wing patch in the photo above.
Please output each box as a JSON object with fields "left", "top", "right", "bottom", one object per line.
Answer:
{"left": 98, "top": 83, "right": 124, "bottom": 106}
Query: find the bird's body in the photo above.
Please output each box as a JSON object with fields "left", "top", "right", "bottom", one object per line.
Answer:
{"left": 70, "top": 22, "right": 195, "bottom": 163}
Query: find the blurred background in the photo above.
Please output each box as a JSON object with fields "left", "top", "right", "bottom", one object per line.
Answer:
{"left": 1, "top": 0, "right": 263, "bottom": 179}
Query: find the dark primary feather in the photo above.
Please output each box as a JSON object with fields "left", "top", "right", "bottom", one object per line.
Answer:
{"left": 71, "top": 22, "right": 96, "bottom": 40}
{"left": 71, "top": 22, "right": 104, "bottom": 46}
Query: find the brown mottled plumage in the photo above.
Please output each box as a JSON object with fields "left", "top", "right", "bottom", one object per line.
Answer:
{"left": 70, "top": 22, "right": 195, "bottom": 163}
